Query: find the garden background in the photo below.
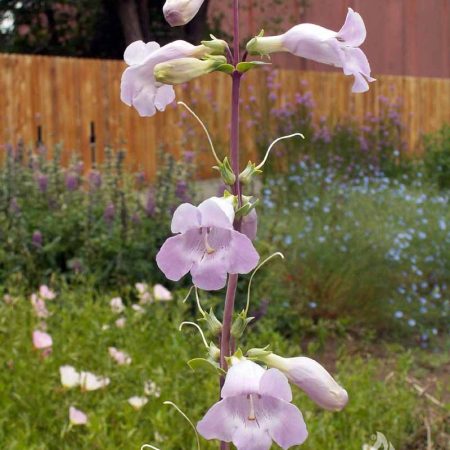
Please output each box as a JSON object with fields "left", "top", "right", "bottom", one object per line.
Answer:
{"left": 0, "top": 1, "right": 449, "bottom": 449}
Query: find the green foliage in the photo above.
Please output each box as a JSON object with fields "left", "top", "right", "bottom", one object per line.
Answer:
{"left": 256, "top": 162, "right": 449, "bottom": 342}
{"left": 0, "top": 285, "right": 427, "bottom": 449}
{"left": 0, "top": 143, "right": 195, "bottom": 288}
{"left": 423, "top": 124, "right": 450, "bottom": 190}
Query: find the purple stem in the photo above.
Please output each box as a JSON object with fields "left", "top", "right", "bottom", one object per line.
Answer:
{"left": 219, "top": 1, "right": 241, "bottom": 449}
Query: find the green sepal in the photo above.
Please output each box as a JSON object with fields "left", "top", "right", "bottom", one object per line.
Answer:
{"left": 236, "top": 61, "right": 271, "bottom": 74}
{"left": 239, "top": 161, "right": 263, "bottom": 184}
{"left": 187, "top": 358, "right": 225, "bottom": 375}
{"left": 208, "top": 342, "right": 221, "bottom": 361}
{"left": 201, "top": 36, "right": 229, "bottom": 55}
{"left": 235, "top": 198, "right": 259, "bottom": 219}
{"left": 199, "top": 308, "right": 222, "bottom": 336}
{"left": 231, "top": 310, "right": 254, "bottom": 339}
{"left": 246, "top": 346, "right": 273, "bottom": 360}
{"left": 216, "top": 63, "right": 235, "bottom": 74}
{"left": 213, "top": 156, "right": 236, "bottom": 185}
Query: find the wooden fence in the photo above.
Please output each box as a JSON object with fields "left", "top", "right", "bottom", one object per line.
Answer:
{"left": 1, "top": 53, "right": 450, "bottom": 179}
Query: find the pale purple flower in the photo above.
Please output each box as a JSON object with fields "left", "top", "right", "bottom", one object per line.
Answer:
{"left": 39, "top": 285, "right": 56, "bottom": 300}
{"left": 37, "top": 173, "right": 48, "bottom": 193}
{"left": 65, "top": 172, "right": 79, "bottom": 191}
{"left": 156, "top": 197, "right": 259, "bottom": 290}
{"left": 241, "top": 209, "right": 258, "bottom": 241}
{"left": 88, "top": 170, "right": 102, "bottom": 190}
{"left": 197, "top": 360, "right": 308, "bottom": 449}
{"left": 163, "top": 0, "right": 205, "bottom": 27}
{"left": 108, "top": 347, "right": 132, "bottom": 365}
{"left": 121, "top": 40, "right": 208, "bottom": 117}
{"left": 247, "top": 8, "right": 375, "bottom": 93}
{"left": 104, "top": 203, "right": 115, "bottom": 225}
{"left": 145, "top": 190, "right": 156, "bottom": 217}
{"left": 263, "top": 354, "right": 348, "bottom": 411}
{"left": 69, "top": 406, "right": 88, "bottom": 425}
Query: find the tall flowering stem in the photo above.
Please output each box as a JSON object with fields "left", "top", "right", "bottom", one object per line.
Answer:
{"left": 219, "top": 2, "right": 241, "bottom": 449}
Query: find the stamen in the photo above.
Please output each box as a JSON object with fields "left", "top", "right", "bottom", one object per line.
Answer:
{"left": 248, "top": 394, "right": 256, "bottom": 421}
{"left": 204, "top": 229, "right": 216, "bottom": 254}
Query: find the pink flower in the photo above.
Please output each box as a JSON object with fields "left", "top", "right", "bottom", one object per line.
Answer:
{"left": 39, "top": 285, "right": 56, "bottom": 300}
{"left": 32, "top": 330, "right": 53, "bottom": 349}
{"left": 30, "top": 294, "right": 50, "bottom": 318}
{"left": 197, "top": 360, "right": 307, "bottom": 449}
{"left": 108, "top": 347, "right": 132, "bottom": 365}
{"left": 115, "top": 317, "right": 127, "bottom": 328}
{"left": 163, "top": 0, "right": 205, "bottom": 27}
{"left": 153, "top": 284, "right": 173, "bottom": 301}
{"left": 69, "top": 406, "right": 88, "bottom": 425}
{"left": 120, "top": 40, "right": 209, "bottom": 117}
{"left": 247, "top": 8, "right": 375, "bottom": 93}
{"left": 156, "top": 197, "right": 259, "bottom": 291}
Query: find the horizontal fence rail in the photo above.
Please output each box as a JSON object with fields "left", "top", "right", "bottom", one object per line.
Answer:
{"left": 0, "top": 53, "right": 449, "bottom": 179}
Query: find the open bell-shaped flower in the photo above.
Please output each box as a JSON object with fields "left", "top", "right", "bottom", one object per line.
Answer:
{"left": 197, "top": 359, "right": 308, "bottom": 449}
{"left": 261, "top": 353, "right": 349, "bottom": 411}
{"left": 156, "top": 197, "right": 259, "bottom": 291}
{"left": 163, "top": 0, "right": 206, "bottom": 27}
{"left": 246, "top": 8, "right": 375, "bottom": 93}
{"left": 120, "top": 39, "right": 210, "bottom": 117}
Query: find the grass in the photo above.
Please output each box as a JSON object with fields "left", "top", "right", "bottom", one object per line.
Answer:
{"left": 1, "top": 284, "right": 447, "bottom": 449}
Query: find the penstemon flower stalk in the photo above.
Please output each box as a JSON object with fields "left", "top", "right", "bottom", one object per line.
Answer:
{"left": 121, "top": 2, "right": 373, "bottom": 449}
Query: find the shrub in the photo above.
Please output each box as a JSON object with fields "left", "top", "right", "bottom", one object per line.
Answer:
{"left": 0, "top": 143, "right": 196, "bottom": 288}
{"left": 423, "top": 124, "right": 450, "bottom": 190}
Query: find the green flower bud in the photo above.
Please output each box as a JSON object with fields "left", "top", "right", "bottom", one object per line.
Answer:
{"left": 154, "top": 55, "right": 227, "bottom": 85}
{"left": 239, "top": 161, "right": 263, "bottom": 185}
{"left": 231, "top": 310, "right": 254, "bottom": 339}
{"left": 213, "top": 157, "right": 236, "bottom": 186}
{"left": 201, "top": 35, "right": 230, "bottom": 55}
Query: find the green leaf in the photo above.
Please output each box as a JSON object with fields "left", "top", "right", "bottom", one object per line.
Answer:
{"left": 187, "top": 358, "right": 225, "bottom": 374}
{"left": 236, "top": 61, "right": 271, "bottom": 74}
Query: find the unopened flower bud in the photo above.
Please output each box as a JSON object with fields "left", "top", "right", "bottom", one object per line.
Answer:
{"left": 262, "top": 353, "right": 349, "bottom": 411}
{"left": 201, "top": 36, "right": 229, "bottom": 55}
{"left": 213, "top": 157, "right": 236, "bottom": 186}
{"left": 154, "top": 56, "right": 227, "bottom": 85}
{"left": 246, "top": 34, "right": 284, "bottom": 56}
{"left": 163, "top": 0, "right": 206, "bottom": 27}
{"left": 231, "top": 311, "right": 254, "bottom": 339}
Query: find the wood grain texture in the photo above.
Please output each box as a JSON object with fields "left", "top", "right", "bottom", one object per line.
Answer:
{"left": 0, "top": 53, "right": 449, "bottom": 178}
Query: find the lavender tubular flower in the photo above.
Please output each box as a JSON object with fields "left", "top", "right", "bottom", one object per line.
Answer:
{"left": 163, "top": 0, "right": 205, "bottom": 27}
{"left": 262, "top": 353, "right": 349, "bottom": 411}
{"left": 197, "top": 360, "right": 308, "bottom": 449}
{"left": 156, "top": 197, "right": 259, "bottom": 291}
{"left": 120, "top": 40, "right": 211, "bottom": 117}
{"left": 247, "top": 8, "right": 375, "bottom": 93}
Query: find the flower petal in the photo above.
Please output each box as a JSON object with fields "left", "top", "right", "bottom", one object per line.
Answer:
{"left": 156, "top": 234, "right": 197, "bottom": 282}
{"left": 241, "top": 209, "right": 258, "bottom": 241}
{"left": 259, "top": 368, "right": 292, "bottom": 402}
{"left": 197, "top": 398, "right": 237, "bottom": 443}
{"left": 260, "top": 397, "right": 308, "bottom": 449}
{"left": 124, "top": 40, "right": 160, "bottom": 66}
{"left": 198, "top": 198, "right": 234, "bottom": 230}
{"left": 221, "top": 360, "right": 265, "bottom": 398}
{"left": 171, "top": 203, "right": 201, "bottom": 234}
{"left": 337, "top": 8, "right": 366, "bottom": 47}
{"left": 154, "top": 83, "right": 176, "bottom": 111}
{"left": 227, "top": 230, "right": 260, "bottom": 274}
{"left": 190, "top": 249, "right": 229, "bottom": 290}
{"left": 233, "top": 427, "right": 272, "bottom": 450}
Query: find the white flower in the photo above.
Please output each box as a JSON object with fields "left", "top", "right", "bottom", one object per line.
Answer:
{"left": 144, "top": 380, "right": 161, "bottom": 398}
{"left": 153, "top": 284, "right": 173, "bottom": 301}
{"left": 110, "top": 297, "right": 125, "bottom": 314}
{"left": 80, "top": 371, "right": 110, "bottom": 391}
{"left": 115, "top": 317, "right": 126, "bottom": 328}
{"left": 128, "top": 396, "right": 149, "bottom": 410}
{"left": 132, "top": 304, "right": 145, "bottom": 314}
{"left": 60, "top": 365, "right": 81, "bottom": 388}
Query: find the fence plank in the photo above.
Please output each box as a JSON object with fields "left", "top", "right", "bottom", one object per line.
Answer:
{"left": 0, "top": 53, "right": 449, "bottom": 178}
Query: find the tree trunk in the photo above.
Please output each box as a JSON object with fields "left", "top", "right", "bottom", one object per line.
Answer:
{"left": 117, "top": 0, "right": 144, "bottom": 45}
{"left": 185, "top": 0, "right": 210, "bottom": 43}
